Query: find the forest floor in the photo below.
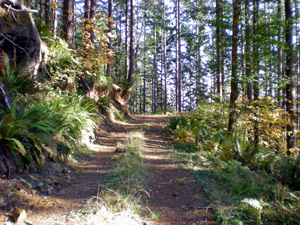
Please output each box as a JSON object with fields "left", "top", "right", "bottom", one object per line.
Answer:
{"left": 0, "top": 115, "right": 213, "bottom": 225}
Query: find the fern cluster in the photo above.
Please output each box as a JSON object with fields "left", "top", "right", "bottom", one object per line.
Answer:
{"left": 0, "top": 92, "right": 97, "bottom": 176}
{"left": 0, "top": 24, "right": 121, "bottom": 177}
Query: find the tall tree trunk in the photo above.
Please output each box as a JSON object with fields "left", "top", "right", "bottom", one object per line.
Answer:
{"left": 196, "top": 19, "right": 201, "bottom": 104}
{"left": 253, "top": 0, "right": 259, "bottom": 100}
{"left": 89, "top": 0, "right": 96, "bottom": 42}
{"left": 216, "top": 0, "right": 222, "bottom": 98}
{"left": 106, "top": 0, "right": 113, "bottom": 77}
{"left": 62, "top": 0, "right": 75, "bottom": 46}
{"left": 228, "top": 0, "right": 241, "bottom": 134}
{"left": 34, "top": 0, "right": 38, "bottom": 21}
{"left": 285, "top": 0, "right": 296, "bottom": 153}
{"left": 84, "top": 0, "right": 90, "bottom": 20}
{"left": 163, "top": 0, "right": 167, "bottom": 110}
{"left": 277, "top": 0, "right": 283, "bottom": 106}
{"left": 40, "top": 0, "right": 43, "bottom": 21}
{"left": 176, "top": 0, "right": 181, "bottom": 112}
{"left": 52, "top": 0, "right": 58, "bottom": 39}
{"left": 117, "top": 13, "right": 122, "bottom": 80}
{"left": 153, "top": 7, "right": 157, "bottom": 112}
{"left": 139, "top": 80, "right": 142, "bottom": 113}
{"left": 253, "top": 0, "right": 260, "bottom": 148}
{"left": 143, "top": 12, "right": 146, "bottom": 113}
{"left": 125, "top": 0, "right": 129, "bottom": 79}
{"left": 45, "top": 0, "right": 51, "bottom": 25}
{"left": 245, "top": 0, "right": 252, "bottom": 100}
{"left": 128, "top": 0, "right": 135, "bottom": 86}
{"left": 295, "top": 0, "right": 299, "bottom": 131}
{"left": 160, "top": 30, "right": 163, "bottom": 110}
{"left": 220, "top": 6, "right": 225, "bottom": 97}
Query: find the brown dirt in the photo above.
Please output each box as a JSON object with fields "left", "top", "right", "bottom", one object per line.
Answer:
{"left": 0, "top": 115, "right": 213, "bottom": 224}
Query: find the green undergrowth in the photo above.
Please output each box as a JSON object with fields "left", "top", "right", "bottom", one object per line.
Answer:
{"left": 169, "top": 148, "right": 300, "bottom": 224}
{"left": 0, "top": 36, "right": 130, "bottom": 177}
{"left": 168, "top": 101, "right": 300, "bottom": 224}
{"left": 0, "top": 91, "right": 98, "bottom": 175}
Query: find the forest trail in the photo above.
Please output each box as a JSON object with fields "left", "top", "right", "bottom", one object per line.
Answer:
{"left": 3, "top": 115, "right": 212, "bottom": 224}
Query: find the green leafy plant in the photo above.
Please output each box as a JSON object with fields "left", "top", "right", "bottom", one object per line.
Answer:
{"left": 0, "top": 92, "right": 98, "bottom": 176}
{"left": 0, "top": 99, "right": 58, "bottom": 173}
{"left": 44, "top": 92, "right": 98, "bottom": 156}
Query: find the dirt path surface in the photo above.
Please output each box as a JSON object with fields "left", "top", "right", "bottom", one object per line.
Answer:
{"left": 1, "top": 115, "right": 213, "bottom": 224}
{"left": 137, "top": 115, "right": 212, "bottom": 225}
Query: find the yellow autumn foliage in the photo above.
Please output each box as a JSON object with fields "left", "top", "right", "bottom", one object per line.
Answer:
{"left": 236, "top": 97, "right": 299, "bottom": 153}
{"left": 78, "top": 14, "right": 116, "bottom": 78}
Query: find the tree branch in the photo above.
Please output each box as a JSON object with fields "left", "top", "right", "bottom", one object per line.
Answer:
{"left": 0, "top": 33, "right": 29, "bottom": 57}
{"left": 3, "top": 4, "right": 38, "bottom": 13}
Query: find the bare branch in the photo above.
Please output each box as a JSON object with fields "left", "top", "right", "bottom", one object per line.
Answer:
{"left": 3, "top": 4, "right": 38, "bottom": 13}
{"left": 0, "top": 33, "right": 29, "bottom": 57}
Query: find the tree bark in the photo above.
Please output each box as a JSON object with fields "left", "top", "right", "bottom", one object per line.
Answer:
{"left": 285, "top": 0, "right": 296, "bottom": 153}
{"left": 253, "top": 0, "right": 260, "bottom": 148}
{"left": 106, "top": 0, "right": 113, "bottom": 77}
{"left": 152, "top": 5, "right": 157, "bottom": 112}
{"left": 125, "top": 0, "right": 129, "bottom": 79}
{"left": 52, "top": 0, "right": 58, "bottom": 39}
{"left": 128, "top": 0, "right": 135, "bottom": 86}
{"left": 84, "top": 0, "right": 90, "bottom": 20}
{"left": 176, "top": 0, "right": 181, "bottom": 112}
{"left": 62, "top": 0, "right": 75, "bottom": 46}
{"left": 89, "top": 0, "right": 96, "bottom": 42}
{"left": 196, "top": 18, "right": 202, "bottom": 104}
{"left": 277, "top": 0, "right": 284, "bottom": 105}
{"left": 39, "top": 0, "right": 43, "bottom": 21}
{"left": 216, "top": 0, "right": 222, "bottom": 98}
{"left": 228, "top": 0, "right": 241, "bottom": 134}
{"left": 245, "top": 0, "right": 252, "bottom": 100}
{"left": 44, "top": 0, "right": 51, "bottom": 25}
{"left": 163, "top": 1, "right": 167, "bottom": 110}
{"left": 253, "top": 0, "right": 259, "bottom": 100}
{"left": 143, "top": 12, "right": 146, "bottom": 113}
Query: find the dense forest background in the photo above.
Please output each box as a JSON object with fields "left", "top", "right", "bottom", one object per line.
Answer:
{"left": 0, "top": 0, "right": 300, "bottom": 182}
{"left": 8, "top": 0, "right": 300, "bottom": 112}
{"left": 1, "top": 0, "right": 300, "bottom": 223}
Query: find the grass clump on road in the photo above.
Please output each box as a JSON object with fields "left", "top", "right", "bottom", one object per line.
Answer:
{"left": 105, "top": 131, "right": 146, "bottom": 193}
{"left": 70, "top": 131, "right": 149, "bottom": 225}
